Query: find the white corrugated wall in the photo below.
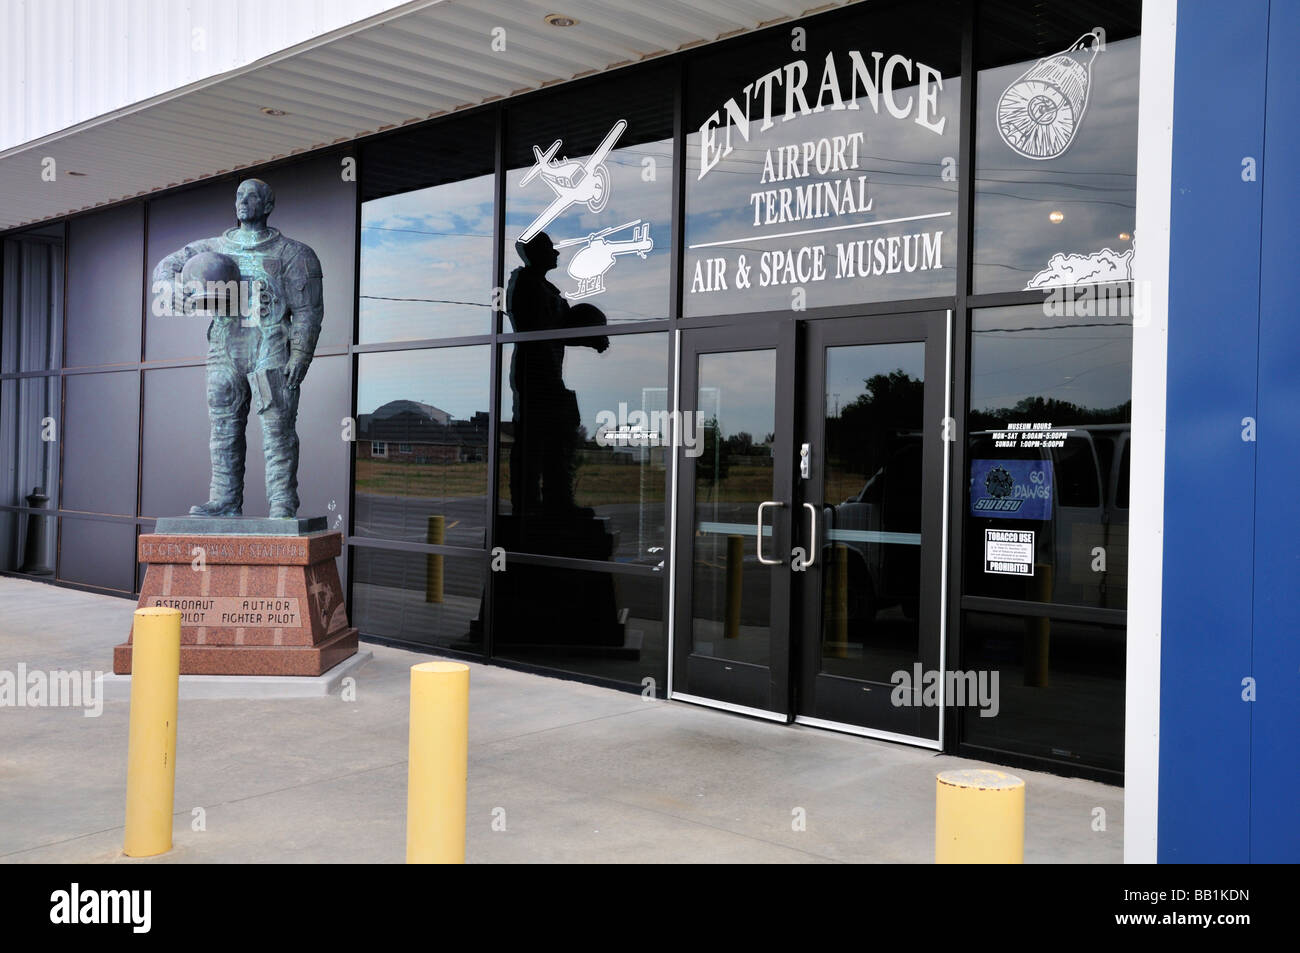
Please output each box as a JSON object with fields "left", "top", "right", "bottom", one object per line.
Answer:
{"left": 0, "top": 0, "right": 415, "bottom": 152}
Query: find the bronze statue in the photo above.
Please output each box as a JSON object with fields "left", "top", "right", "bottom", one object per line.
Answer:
{"left": 154, "top": 179, "right": 323, "bottom": 518}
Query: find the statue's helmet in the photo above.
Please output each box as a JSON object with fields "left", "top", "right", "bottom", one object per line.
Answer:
{"left": 181, "top": 252, "right": 242, "bottom": 315}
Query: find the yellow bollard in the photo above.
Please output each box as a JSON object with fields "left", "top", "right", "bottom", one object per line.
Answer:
{"left": 935, "top": 769, "right": 1025, "bottom": 863}
{"left": 406, "top": 661, "right": 469, "bottom": 863}
{"left": 723, "top": 534, "right": 743, "bottom": 638}
{"left": 123, "top": 607, "right": 182, "bottom": 857}
{"left": 833, "top": 543, "right": 849, "bottom": 658}
{"left": 425, "top": 515, "right": 445, "bottom": 604}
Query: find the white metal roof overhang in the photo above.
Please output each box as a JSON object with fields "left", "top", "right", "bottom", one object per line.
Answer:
{"left": 0, "top": 0, "right": 858, "bottom": 232}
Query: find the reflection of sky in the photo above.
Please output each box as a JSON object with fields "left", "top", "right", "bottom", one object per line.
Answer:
{"left": 357, "top": 346, "right": 491, "bottom": 420}
{"left": 501, "top": 333, "right": 668, "bottom": 431}
{"left": 973, "top": 36, "right": 1140, "bottom": 292}
{"left": 970, "top": 307, "right": 1131, "bottom": 414}
{"left": 697, "top": 350, "right": 777, "bottom": 441}
{"left": 360, "top": 175, "right": 495, "bottom": 342}
{"left": 504, "top": 136, "right": 673, "bottom": 322}
{"left": 685, "top": 72, "right": 961, "bottom": 317}
{"left": 825, "top": 342, "right": 924, "bottom": 411}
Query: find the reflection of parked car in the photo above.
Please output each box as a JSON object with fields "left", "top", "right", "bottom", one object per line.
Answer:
{"left": 824, "top": 435, "right": 922, "bottom": 632}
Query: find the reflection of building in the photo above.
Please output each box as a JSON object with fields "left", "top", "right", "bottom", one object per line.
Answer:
{"left": 2, "top": 0, "right": 1297, "bottom": 863}
{"left": 357, "top": 403, "right": 488, "bottom": 464}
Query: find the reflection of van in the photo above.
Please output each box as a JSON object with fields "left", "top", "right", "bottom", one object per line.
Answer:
{"left": 825, "top": 435, "right": 922, "bottom": 629}
{"left": 967, "top": 424, "right": 1129, "bottom": 607}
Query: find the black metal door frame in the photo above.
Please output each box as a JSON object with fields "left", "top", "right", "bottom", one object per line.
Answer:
{"left": 792, "top": 311, "right": 949, "bottom": 743}
{"left": 671, "top": 319, "right": 797, "bottom": 718}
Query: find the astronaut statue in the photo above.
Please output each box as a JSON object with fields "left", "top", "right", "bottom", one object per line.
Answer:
{"left": 154, "top": 178, "right": 323, "bottom": 519}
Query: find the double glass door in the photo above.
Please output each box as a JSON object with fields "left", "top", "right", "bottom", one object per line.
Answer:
{"left": 672, "top": 313, "right": 948, "bottom": 744}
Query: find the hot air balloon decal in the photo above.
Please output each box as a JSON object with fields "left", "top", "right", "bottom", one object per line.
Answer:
{"left": 996, "top": 30, "right": 1103, "bottom": 161}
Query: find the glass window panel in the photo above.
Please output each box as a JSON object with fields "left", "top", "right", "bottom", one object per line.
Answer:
{"left": 58, "top": 516, "right": 137, "bottom": 593}
{"left": 62, "top": 371, "right": 139, "bottom": 517}
{"left": 493, "top": 567, "right": 665, "bottom": 690}
{"left": 0, "top": 377, "right": 57, "bottom": 575}
{"left": 504, "top": 67, "right": 673, "bottom": 324}
{"left": 351, "top": 546, "right": 484, "bottom": 654}
{"left": 66, "top": 205, "right": 142, "bottom": 368}
{"left": 684, "top": 1, "right": 961, "bottom": 317}
{"left": 689, "top": 349, "right": 776, "bottom": 666}
{"left": 961, "top": 610, "right": 1125, "bottom": 774}
{"left": 498, "top": 332, "right": 668, "bottom": 565}
{"left": 360, "top": 113, "right": 496, "bottom": 342}
{"left": 2, "top": 229, "right": 64, "bottom": 372}
{"left": 0, "top": 511, "right": 15, "bottom": 573}
{"left": 973, "top": 0, "right": 1142, "bottom": 293}
{"left": 965, "top": 304, "right": 1131, "bottom": 610}
{"left": 354, "top": 346, "right": 491, "bottom": 546}
{"left": 1, "top": 376, "right": 60, "bottom": 508}
{"left": 821, "top": 342, "right": 925, "bottom": 682}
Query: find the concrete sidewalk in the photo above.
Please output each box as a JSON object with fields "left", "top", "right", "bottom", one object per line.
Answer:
{"left": 0, "top": 576, "right": 1122, "bottom": 863}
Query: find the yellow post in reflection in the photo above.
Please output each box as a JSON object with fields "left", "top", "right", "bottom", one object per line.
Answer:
{"left": 935, "top": 769, "right": 1025, "bottom": 864}
{"left": 123, "top": 607, "right": 182, "bottom": 858}
{"left": 724, "top": 534, "right": 743, "bottom": 639}
{"left": 1023, "top": 564, "right": 1052, "bottom": 687}
{"left": 823, "top": 543, "right": 849, "bottom": 659}
{"left": 425, "top": 515, "right": 445, "bottom": 604}
{"left": 406, "top": 661, "right": 469, "bottom": 864}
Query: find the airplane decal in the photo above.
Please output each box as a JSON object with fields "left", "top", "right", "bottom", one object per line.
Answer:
{"left": 555, "top": 220, "right": 654, "bottom": 300}
{"left": 518, "top": 118, "right": 627, "bottom": 243}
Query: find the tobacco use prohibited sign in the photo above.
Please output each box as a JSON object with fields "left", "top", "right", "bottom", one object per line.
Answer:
{"left": 984, "top": 529, "right": 1035, "bottom": 576}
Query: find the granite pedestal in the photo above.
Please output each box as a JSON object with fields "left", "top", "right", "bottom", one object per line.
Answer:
{"left": 112, "top": 518, "right": 358, "bottom": 677}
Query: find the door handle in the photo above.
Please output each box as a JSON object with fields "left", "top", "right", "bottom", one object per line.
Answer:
{"left": 757, "top": 501, "right": 784, "bottom": 565}
{"left": 802, "top": 502, "right": 818, "bottom": 568}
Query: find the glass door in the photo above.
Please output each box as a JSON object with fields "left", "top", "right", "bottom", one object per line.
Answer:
{"left": 672, "top": 312, "right": 947, "bottom": 742}
{"left": 793, "top": 313, "right": 948, "bottom": 742}
{"left": 672, "top": 322, "right": 795, "bottom": 717}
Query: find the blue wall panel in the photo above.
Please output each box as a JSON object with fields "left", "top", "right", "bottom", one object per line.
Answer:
{"left": 1250, "top": 0, "right": 1300, "bottom": 863}
{"left": 1159, "top": 0, "right": 1268, "bottom": 862}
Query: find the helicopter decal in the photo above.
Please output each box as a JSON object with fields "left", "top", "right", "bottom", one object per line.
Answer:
{"left": 556, "top": 220, "right": 654, "bottom": 300}
{"left": 518, "top": 118, "right": 628, "bottom": 243}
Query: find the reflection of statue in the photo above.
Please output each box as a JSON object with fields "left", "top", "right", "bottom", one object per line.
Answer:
{"left": 154, "top": 179, "right": 323, "bottom": 518}
{"left": 472, "top": 233, "right": 624, "bottom": 651}
{"left": 506, "top": 232, "right": 607, "bottom": 514}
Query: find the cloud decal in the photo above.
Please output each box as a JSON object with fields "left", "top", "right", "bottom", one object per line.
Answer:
{"left": 1025, "top": 246, "right": 1133, "bottom": 289}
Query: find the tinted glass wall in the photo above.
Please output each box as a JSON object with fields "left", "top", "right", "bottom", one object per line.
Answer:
{"left": 1, "top": 225, "right": 62, "bottom": 577}
{"left": 954, "top": 0, "right": 1139, "bottom": 779}
{"left": 0, "top": 154, "right": 357, "bottom": 594}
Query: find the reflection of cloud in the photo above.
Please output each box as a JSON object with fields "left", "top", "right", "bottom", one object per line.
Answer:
{"left": 971, "top": 307, "right": 1132, "bottom": 413}
{"left": 1024, "top": 247, "right": 1133, "bottom": 289}
{"left": 360, "top": 176, "right": 496, "bottom": 340}
{"left": 505, "top": 139, "right": 673, "bottom": 321}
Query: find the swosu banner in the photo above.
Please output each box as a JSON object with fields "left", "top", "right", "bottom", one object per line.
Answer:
{"left": 969, "top": 459, "right": 1053, "bottom": 520}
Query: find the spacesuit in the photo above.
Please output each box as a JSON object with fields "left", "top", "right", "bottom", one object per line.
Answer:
{"left": 154, "top": 183, "right": 323, "bottom": 518}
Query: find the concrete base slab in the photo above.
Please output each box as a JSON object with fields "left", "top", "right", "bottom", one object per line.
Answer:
{"left": 97, "top": 650, "right": 373, "bottom": 700}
